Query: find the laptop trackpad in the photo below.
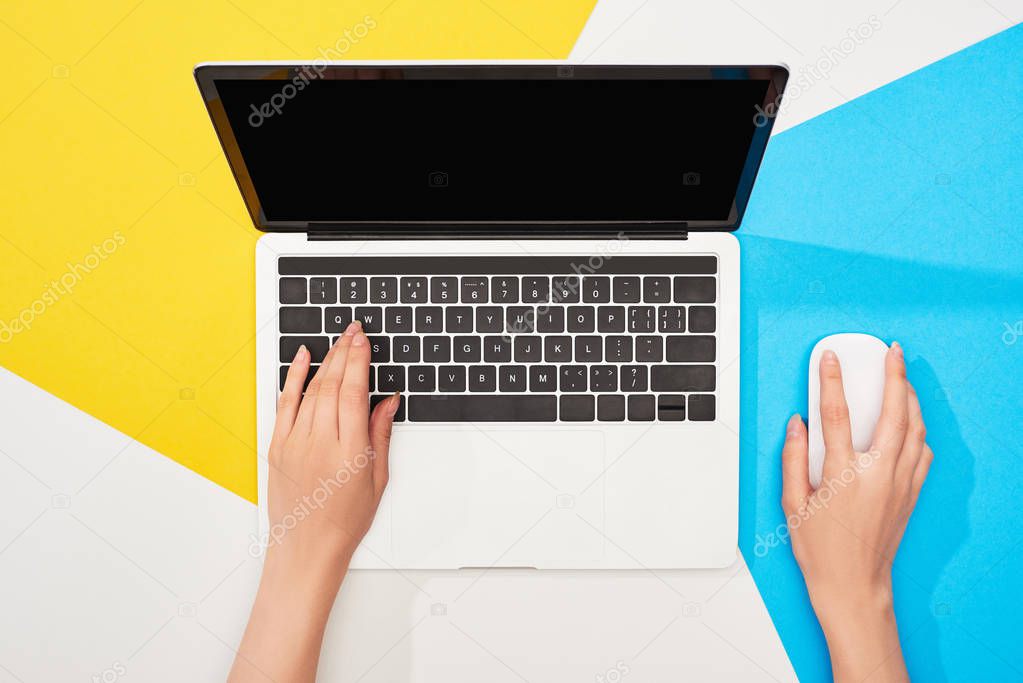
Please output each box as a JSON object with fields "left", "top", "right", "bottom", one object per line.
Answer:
{"left": 388, "top": 429, "right": 606, "bottom": 568}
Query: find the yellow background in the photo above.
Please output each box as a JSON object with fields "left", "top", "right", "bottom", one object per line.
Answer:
{"left": 0, "top": 0, "right": 596, "bottom": 501}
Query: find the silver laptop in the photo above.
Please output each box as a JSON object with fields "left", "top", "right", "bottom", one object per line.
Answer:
{"left": 195, "top": 62, "right": 787, "bottom": 569}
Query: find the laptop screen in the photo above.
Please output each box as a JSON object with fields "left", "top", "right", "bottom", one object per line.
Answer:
{"left": 197, "top": 65, "right": 785, "bottom": 231}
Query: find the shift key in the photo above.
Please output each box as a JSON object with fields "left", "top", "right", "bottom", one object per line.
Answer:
{"left": 650, "top": 365, "right": 716, "bottom": 392}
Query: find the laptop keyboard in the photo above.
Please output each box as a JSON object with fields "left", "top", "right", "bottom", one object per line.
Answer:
{"left": 276, "top": 256, "right": 718, "bottom": 423}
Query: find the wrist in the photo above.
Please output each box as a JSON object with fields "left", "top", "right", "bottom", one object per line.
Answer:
{"left": 812, "top": 580, "right": 894, "bottom": 638}
{"left": 257, "top": 545, "right": 352, "bottom": 621}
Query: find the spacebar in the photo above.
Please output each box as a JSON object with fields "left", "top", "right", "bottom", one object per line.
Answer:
{"left": 408, "top": 395, "right": 557, "bottom": 422}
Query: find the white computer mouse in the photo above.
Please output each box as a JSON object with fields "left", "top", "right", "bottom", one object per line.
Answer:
{"left": 808, "top": 333, "right": 890, "bottom": 488}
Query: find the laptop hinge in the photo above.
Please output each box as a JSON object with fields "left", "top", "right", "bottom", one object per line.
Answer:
{"left": 305, "top": 224, "right": 689, "bottom": 241}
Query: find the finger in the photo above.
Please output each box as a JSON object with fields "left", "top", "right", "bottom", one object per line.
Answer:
{"left": 819, "top": 350, "right": 853, "bottom": 458}
{"left": 871, "top": 342, "right": 909, "bottom": 458}
{"left": 781, "top": 413, "right": 811, "bottom": 513}
{"left": 293, "top": 343, "right": 337, "bottom": 437}
{"left": 369, "top": 392, "right": 400, "bottom": 498}
{"left": 910, "top": 443, "right": 934, "bottom": 504}
{"left": 270, "top": 345, "right": 311, "bottom": 459}
{"left": 895, "top": 383, "right": 926, "bottom": 485}
{"left": 338, "top": 326, "right": 372, "bottom": 440}
{"left": 312, "top": 322, "right": 360, "bottom": 438}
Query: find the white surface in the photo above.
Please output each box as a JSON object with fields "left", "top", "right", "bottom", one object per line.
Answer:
{"left": 0, "top": 366, "right": 794, "bottom": 681}
{"left": 808, "top": 333, "right": 890, "bottom": 487}
{"left": 258, "top": 235, "right": 741, "bottom": 568}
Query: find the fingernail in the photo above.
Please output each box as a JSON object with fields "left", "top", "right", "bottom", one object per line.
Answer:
{"left": 787, "top": 413, "right": 802, "bottom": 437}
{"left": 891, "top": 341, "right": 903, "bottom": 358}
{"left": 344, "top": 321, "right": 361, "bottom": 336}
{"left": 352, "top": 331, "right": 367, "bottom": 347}
{"left": 388, "top": 391, "right": 401, "bottom": 415}
{"left": 822, "top": 350, "right": 837, "bottom": 364}
{"left": 294, "top": 344, "right": 308, "bottom": 362}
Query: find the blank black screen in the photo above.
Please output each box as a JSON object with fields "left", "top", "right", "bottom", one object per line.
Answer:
{"left": 214, "top": 75, "right": 770, "bottom": 223}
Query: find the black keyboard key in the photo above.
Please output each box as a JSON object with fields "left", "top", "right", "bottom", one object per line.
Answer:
{"left": 643, "top": 276, "right": 671, "bottom": 303}
{"left": 629, "top": 306, "right": 656, "bottom": 333}
{"left": 582, "top": 276, "right": 610, "bottom": 303}
{"left": 423, "top": 336, "right": 451, "bottom": 362}
{"left": 370, "top": 277, "right": 398, "bottom": 303}
{"left": 651, "top": 365, "right": 716, "bottom": 392}
{"left": 461, "top": 277, "right": 488, "bottom": 303}
{"left": 446, "top": 306, "right": 474, "bottom": 332}
{"left": 279, "top": 364, "right": 318, "bottom": 392}
{"left": 521, "top": 276, "right": 549, "bottom": 303}
{"left": 621, "top": 365, "right": 648, "bottom": 392}
{"left": 658, "top": 306, "right": 683, "bottom": 333}
{"left": 657, "top": 395, "right": 686, "bottom": 421}
{"left": 551, "top": 276, "right": 581, "bottom": 303}
{"left": 574, "top": 336, "right": 602, "bottom": 362}
{"left": 371, "top": 393, "right": 405, "bottom": 422}
{"left": 597, "top": 395, "right": 625, "bottom": 421}
{"left": 529, "top": 365, "right": 557, "bottom": 392}
{"left": 308, "top": 277, "right": 337, "bottom": 304}
{"left": 635, "top": 336, "right": 663, "bottom": 362}
{"left": 400, "top": 277, "right": 428, "bottom": 303}
{"left": 499, "top": 365, "right": 527, "bottom": 392}
{"left": 280, "top": 336, "right": 329, "bottom": 363}
{"left": 393, "top": 336, "right": 420, "bottom": 362}
{"left": 544, "top": 336, "right": 572, "bottom": 362}
{"left": 628, "top": 395, "right": 655, "bottom": 421}
{"left": 688, "top": 394, "right": 716, "bottom": 421}
{"left": 605, "top": 336, "right": 632, "bottom": 362}
{"left": 560, "top": 395, "right": 594, "bottom": 422}
{"left": 659, "top": 306, "right": 686, "bottom": 333}
{"left": 468, "top": 365, "right": 497, "bottom": 392}
{"left": 475, "top": 306, "right": 504, "bottom": 333}
{"left": 560, "top": 365, "right": 587, "bottom": 392}
{"left": 431, "top": 276, "right": 458, "bottom": 303}
{"left": 666, "top": 335, "right": 716, "bottom": 362}
{"left": 506, "top": 306, "right": 535, "bottom": 333}
{"left": 590, "top": 366, "right": 617, "bottom": 392}
{"left": 689, "top": 306, "right": 716, "bottom": 333}
{"left": 514, "top": 336, "right": 542, "bottom": 362}
{"left": 280, "top": 307, "right": 321, "bottom": 333}
{"left": 368, "top": 336, "right": 389, "bottom": 363}
{"left": 567, "top": 305, "right": 595, "bottom": 333}
{"left": 597, "top": 306, "right": 626, "bottom": 332}
{"left": 612, "top": 276, "right": 641, "bottom": 303}
{"left": 491, "top": 276, "right": 519, "bottom": 303}
{"left": 354, "top": 306, "right": 383, "bottom": 333}
{"left": 438, "top": 365, "right": 466, "bottom": 392}
{"left": 341, "top": 277, "right": 367, "bottom": 303}
{"left": 279, "top": 277, "right": 306, "bottom": 304}
{"left": 415, "top": 306, "right": 443, "bottom": 333}
{"left": 454, "top": 336, "right": 482, "bottom": 362}
{"left": 386, "top": 307, "right": 413, "bottom": 333}
{"left": 377, "top": 366, "right": 405, "bottom": 392}
{"left": 409, "top": 395, "right": 557, "bottom": 422}
{"left": 674, "top": 276, "right": 716, "bottom": 303}
{"left": 408, "top": 366, "right": 436, "bottom": 392}
{"left": 484, "top": 336, "right": 511, "bottom": 363}
{"left": 324, "top": 306, "right": 353, "bottom": 334}
{"left": 536, "top": 306, "right": 565, "bottom": 333}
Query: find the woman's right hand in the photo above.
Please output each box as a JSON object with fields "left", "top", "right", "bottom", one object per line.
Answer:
{"left": 781, "top": 343, "right": 932, "bottom": 682}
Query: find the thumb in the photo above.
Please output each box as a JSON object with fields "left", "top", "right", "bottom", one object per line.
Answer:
{"left": 781, "top": 413, "right": 812, "bottom": 515}
{"left": 368, "top": 392, "right": 400, "bottom": 497}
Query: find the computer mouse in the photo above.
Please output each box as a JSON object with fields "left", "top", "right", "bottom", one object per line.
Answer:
{"left": 808, "top": 333, "right": 890, "bottom": 487}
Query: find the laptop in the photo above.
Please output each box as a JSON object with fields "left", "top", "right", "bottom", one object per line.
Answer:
{"left": 195, "top": 63, "right": 787, "bottom": 569}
